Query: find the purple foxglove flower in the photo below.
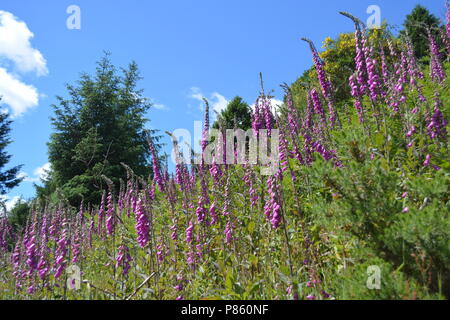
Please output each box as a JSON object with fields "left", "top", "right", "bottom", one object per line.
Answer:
{"left": 270, "top": 203, "right": 281, "bottom": 229}
{"left": 201, "top": 98, "right": 210, "bottom": 154}
{"left": 302, "top": 38, "right": 336, "bottom": 126}
{"left": 27, "top": 285, "right": 35, "bottom": 295}
{"left": 105, "top": 192, "right": 115, "bottom": 235}
{"left": 423, "top": 154, "right": 431, "bottom": 167}
{"left": 170, "top": 220, "right": 178, "bottom": 240}
{"left": 349, "top": 75, "right": 364, "bottom": 123}
{"left": 37, "top": 214, "right": 49, "bottom": 280}
{"left": 406, "top": 126, "right": 416, "bottom": 138}
{"left": 243, "top": 163, "right": 258, "bottom": 207}
{"left": 195, "top": 198, "right": 207, "bottom": 223}
{"left": 174, "top": 284, "right": 183, "bottom": 291}
{"left": 116, "top": 244, "right": 132, "bottom": 276}
{"left": 283, "top": 87, "right": 300, "bottom": 134}
{"left": 428, "top": 29, "right": 446, "bottom": 83}
{"left": 278, "top": 128, "right": 289, "bottom": 174}
{"left": 25, "top": 219, "right": 38, "bottom": 274}
{"left": 286, "top": 285, "right": 293, "bottom": 295}
{"left": 195, "top": 243, "right": 204, "bottom": 259}
{"left": 11, "top": 238, "right": 21, "bottom": 271}
{"left": 252, "top": 100, "right": 262, "bottom": 133}
{"left": 426, "top": 98, "right": 448, "bottom": 141}
{"left": 209, "top": 202, "right": 218, "bottom": 225}
{"left": 186, "top": 251, "right": 195, "bottom": 265}
{"left": 224, "top": 221, "right": 233, "bottom": 244}
{"left": 185, "top": 221, "right": 194, "bottom": 244}
{"left": 135, "top": 197, "right": 150, "bottom": 248}
{"left": 54, "top": 219, "right": 68, "bottom": 279}
{"left": 149, "top": 138, "right": 164, "bottom": 191}
{"left": 148, "top": 182, "right": 156, "bottom": 201}
{"left": 310, "top": 88, "right": 326, "bottom": 125}
{"left": 97, "top": 192, "right": 105, "bottom": 235}
{"left": 365, "top": 46, "right": 380, "bottom": 102}
{"left": 156, "top": 243, "right": 166, "bottom": 263}
{"left": 447, "top": 1, "right": 450, "bottom": 40}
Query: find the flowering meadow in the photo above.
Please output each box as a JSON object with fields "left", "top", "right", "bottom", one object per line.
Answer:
{"left": 0, "top": 5, "right": 449, "bottom": 300}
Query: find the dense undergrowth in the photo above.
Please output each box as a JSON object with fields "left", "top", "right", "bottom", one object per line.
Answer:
{"left": 0, "top": 6, "right": 449, "bottom": 300}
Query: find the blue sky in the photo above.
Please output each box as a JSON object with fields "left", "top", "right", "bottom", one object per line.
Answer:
{"left": 0, "top": 0, "right": 446, "bottom": 207}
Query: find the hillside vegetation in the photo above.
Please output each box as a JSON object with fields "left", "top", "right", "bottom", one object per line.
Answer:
{"left": 0, "top": 4, "right": 449, "bottom": 300}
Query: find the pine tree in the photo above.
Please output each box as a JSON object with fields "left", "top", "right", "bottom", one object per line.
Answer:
{"left": 8, "top": 199, "right": 30, "bottom": 232}
{"left": 212, "top": 96, "right": 252, "bottom": 130}
{"left": 0, "top": 104, "right": 23, "bottom": 196}
{"left": 46, "top": 53, "right": 161, "bottom": 206}
{"left": 401, "top": 5, "right": 441, "bottom": 60}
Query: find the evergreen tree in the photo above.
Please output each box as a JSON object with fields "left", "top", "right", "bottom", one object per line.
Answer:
{"left": 0, "top": 102, "right": 23, "bottom": 196}
{"left": 212, "top": 96, "right": 252, "bottom": 130}
{"left": 400, "top": 5, "right": 441, "bottom": 60}
{"left": 7, "top": 199, "right": 30, "bottom": 233}
{"left": 47, "top": 54, "right": 160, "bottom": 206}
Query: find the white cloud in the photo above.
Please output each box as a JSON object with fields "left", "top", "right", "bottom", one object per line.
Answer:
{"left": 188, "top": 87, "right": 229, "bottom": 118}
{"left": 17, "top": 171, "right": 29, "bottom": 180}
{"left": 19, "top": 162, "right": 51, "bottom": 183}
{"left": 0, "top": 11, "right": 48, "bottom": 76}
{"left": 210, "top": 92, "right": 228, "bottom": 114}
{"left": 189, "top": 87, "right": 204, "bottom": 102}
{"left": 0, "top": 67, "right": 39, "bottom": 117}
{"left": 266, "top": 98, "right": 284, "bottom": 114}
{"left": 250, "top": 98, "right": 284, "bottom": 115}
{"left": 0, "top": 195, "right": 21, "bottom": 212}
{"left": 149, "top": 97, "right": 167, "bottom": 110}
{"left": 188, "top": 87, "right": 283, "bottom": 119}
{"left": 34, "top": 162, "right": 50, "bottom": 181}
{"left": 17, "top": 171, "right": 38, "bottom": 183}
{"left": 0, "top": 11, "right": 47, "bottom": 117}
{"left": 153, "top": 103, "right": 167, "bottom": 110}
